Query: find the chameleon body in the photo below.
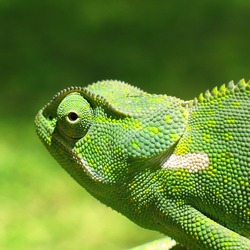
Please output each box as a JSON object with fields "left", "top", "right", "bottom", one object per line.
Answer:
{"left": 35, "top": 80, "right": 250, "bottom": 249}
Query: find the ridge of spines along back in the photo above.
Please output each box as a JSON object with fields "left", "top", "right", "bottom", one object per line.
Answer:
{"left": 191, "top": 79, "right": 250, "bottom": 106}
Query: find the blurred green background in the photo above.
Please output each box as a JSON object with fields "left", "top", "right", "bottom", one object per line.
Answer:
{"left": 1, "top": 1, "right": 250, "bottom": 249}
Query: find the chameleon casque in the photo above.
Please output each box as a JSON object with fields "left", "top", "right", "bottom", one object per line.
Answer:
{"left": 35, "top": 79, "right": 250, "bottom": 249}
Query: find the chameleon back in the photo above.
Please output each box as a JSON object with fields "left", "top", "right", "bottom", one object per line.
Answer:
{"left": 166, "top": 80, "right": 250, "bottom": 236}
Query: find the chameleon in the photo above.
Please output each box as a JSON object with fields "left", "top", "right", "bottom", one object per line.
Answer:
{"left": 35, "top": 79, "right": 250, "bottom": 249}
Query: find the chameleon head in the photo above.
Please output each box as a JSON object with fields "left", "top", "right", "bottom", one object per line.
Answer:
{"left": 35, "top": 87, "right": 125, "bottom": 188}
{"left": 35, "top": 81, "right": 187, "bottom": 205}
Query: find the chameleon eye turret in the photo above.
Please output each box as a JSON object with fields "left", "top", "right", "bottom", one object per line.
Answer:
{"left": 57, "top": 93, "right": 94, "bottom": 139}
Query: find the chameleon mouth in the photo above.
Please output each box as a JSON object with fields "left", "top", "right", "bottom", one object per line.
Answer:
{"left": 35, "top": 109, "right": 54, "bottom": 146}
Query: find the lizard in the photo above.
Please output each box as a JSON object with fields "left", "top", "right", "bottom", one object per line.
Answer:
{"left": 35, "top": 79, "right": 250, "bottom": 250}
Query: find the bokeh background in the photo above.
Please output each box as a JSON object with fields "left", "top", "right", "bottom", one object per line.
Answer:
{"left": 1, "top": 1, "right": 250, "bottom": 249}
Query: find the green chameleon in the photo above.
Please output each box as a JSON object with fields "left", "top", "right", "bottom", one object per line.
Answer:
{"left": 35, "top": 79, "right": 250, "bottom": 250}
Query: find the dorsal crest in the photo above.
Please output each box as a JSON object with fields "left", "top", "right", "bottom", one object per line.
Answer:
{"left": 191, "top": 79, "right": 250, "bottom": 106}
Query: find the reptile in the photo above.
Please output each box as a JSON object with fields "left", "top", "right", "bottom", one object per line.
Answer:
{"left": 35, "top": 79, "right": 250, "bottom": 249}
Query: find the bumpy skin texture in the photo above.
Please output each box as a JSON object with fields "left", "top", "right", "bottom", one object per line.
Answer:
{"left": 35, "top": 80, "right": 250, "bottom": 249}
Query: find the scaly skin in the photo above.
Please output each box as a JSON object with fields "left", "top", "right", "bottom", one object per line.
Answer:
{"left": 35, "top": 80, "right": 250, "bottom": 249}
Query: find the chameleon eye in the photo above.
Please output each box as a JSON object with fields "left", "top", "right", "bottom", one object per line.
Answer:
{"left": 57, "top": 93, "right": 94, "bottom": 139}
{"left": 68, "top": 112, "right": 79, "bottom": 122}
